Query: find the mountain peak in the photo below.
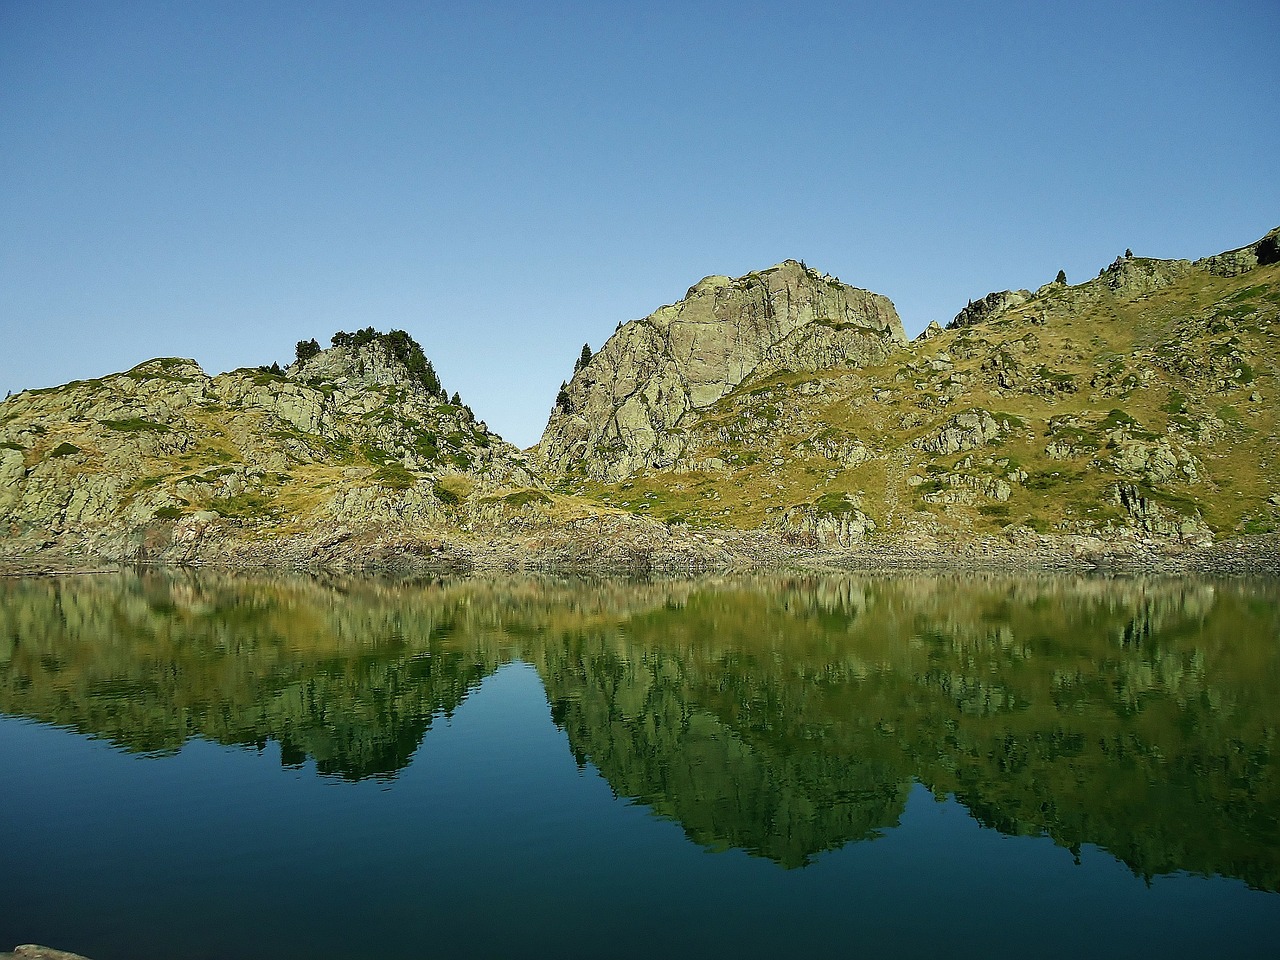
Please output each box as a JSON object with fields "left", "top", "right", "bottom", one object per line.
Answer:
{"left": 537, "top": 263, "right": 905, "bottom": 479}
{"left": 289, "top": 328, "right": 447, "bottom": 399}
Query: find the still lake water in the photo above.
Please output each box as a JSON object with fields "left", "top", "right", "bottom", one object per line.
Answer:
{"left": 1, "top": 571, "right": 1278, "bottom": 959}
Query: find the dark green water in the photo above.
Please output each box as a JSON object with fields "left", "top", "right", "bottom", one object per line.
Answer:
{"left": 1, "top": 571, "right": 1277, "bottom": 959}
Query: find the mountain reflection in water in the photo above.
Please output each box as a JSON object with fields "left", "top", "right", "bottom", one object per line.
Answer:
{"left": 1, "top": 571, "right": 1276, "bottom": 889}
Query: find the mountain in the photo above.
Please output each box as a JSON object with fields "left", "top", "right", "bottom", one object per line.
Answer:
{"left": 535, "top": 260, "right": 906, "bottom": 480}
{"left": 1, "top": 229, "right": 1278, "bottom": 572}
{"left": 0, "top": 331, "right": 540, "bottom": 565}
{"left": 545, "top": 228, "right": 1280, "bottom": 555}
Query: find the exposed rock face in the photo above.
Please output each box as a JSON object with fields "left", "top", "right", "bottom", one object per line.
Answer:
{"left": 949, "top": 289, "right": 1031, "bottom": 329}
{"left": 3, "top": 226, "right": 1279, "bottom": 571}
{"left": 1196, "top": 226, "right": 1280, "bottom": 277}
{"left": 916, "top": 320, "right": 944, "bottom": 341}
{"left": 915, "top": 409, "right": 1019, "bottom": 455}
{"left": 1111, "top": 483, "right": 1210, "bottom": 538}
{"left": 781, "top": 502, "right": 876, "bottom": 546}
{"left": 1098, "top": 254, "right": 1193, "bottom": 297}
{"left": 535, "top": 260, "right": 906, "bottom": 480}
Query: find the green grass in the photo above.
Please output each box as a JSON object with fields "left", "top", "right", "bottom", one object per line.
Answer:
{"left": 1241, "top": 518, "right": 1277, "bottom": 534}
{"left": 361, "top": 443, "right": 396, "bottom": 466}
{"left": 1024, "top": 470, "right": 1068, "bottom": 491}
{"left": 374, "top": 464, "right": 417, "bottom": 490}
{"left": 126, "top": 474, "right": 169, "bottom": 494}
{"left": 176, "top": 466, "right": 237, "bottom": 485}
{"left": 1136, "top": 483, "right": 1200, "bottom": 517}
{"left": 208, "top": 491, "right": 279, "bottom": 519}
{"left": 811, "top": 492, "right": 862, "bottom": 516}
{"left": 433, "top": 475, "right": 473, "bottom": 504}
{"left": 99, "top": 417, "right": 170, "bottom": 432}
{"left": 493, "top": 489, "right": 552, "bottom": 508}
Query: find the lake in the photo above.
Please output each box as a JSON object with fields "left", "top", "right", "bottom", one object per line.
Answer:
{"left": 1, "top": 571, "right": 1277, "bottom": 959}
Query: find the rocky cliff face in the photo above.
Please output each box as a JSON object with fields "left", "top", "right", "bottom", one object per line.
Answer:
{"left": 0, "top": 336, "right": 538, "bottom": 562}
{"left": 535, "top": 260, "right": 906, "bottom": 480}
{"left": 1195, "top": 225, "right": 1280, "bottom": 277}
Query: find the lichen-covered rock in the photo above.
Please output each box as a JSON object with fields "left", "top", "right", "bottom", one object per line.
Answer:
{"left": 1107, "top": 438, "right": 1200, "bottom": 484}
{"left": 780, "top": 502, "right": 876, "bottom": 547}
{"left": 291, "top": 339, "right": 416, "bottom": 391}
{"left": 916, "top": 320, "right": 945, "bottom": 341}
{"left": 1110, "top": 483, "right": 1209, "bottom": 539}
{"left": 802, "top": 434, "right": 871, "bottom": 467}
{"left": 1196, "top": 226, "right": 1280, "bottom": 277}
{"left": 919, "top": 472, "right": 1012, "bottom": 506}
{"left": 1098, "top": 255, "right": 1193, "bottom": 298}
{"left": 915, "top": 409, "right": 1017, "bottom": 455}
{"left": 535, "top": 260, "right": 906, "bottom": 480}
{"left": 948, "top": 289, "right": 1031, "bottom": 329}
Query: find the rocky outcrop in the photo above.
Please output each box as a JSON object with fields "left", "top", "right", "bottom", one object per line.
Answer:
{"left": 948, "top": 289, "right": 1031, "bottom": 329}
{"left": 1110, "top": 483, "right": 1209, "bottom": 540}
{"left": 915, "top": 320, "right": 944, "bottom": 341}
{"left": 555, "top": 226, "right": 1276, "bottom": 554}
{"left": 3, "top": 225, "right": 1279, "bottom": 572}
{"left": 915, "top": 409, "right": 1020, "bottom": 455}
{"left": 1196, "top": 226, "right": 1280, "bottom": 277}
{"left": 290, "top": 339, "right": 418, "bottom": 390}
{"left": 535, "top": 260, "right": 906, "bottom": 480}
{"left": 1098, "top": 253, "right": 1193, "bottom": 297}
{"left": 780, "top": 500, "right": 876, "bottom": 546}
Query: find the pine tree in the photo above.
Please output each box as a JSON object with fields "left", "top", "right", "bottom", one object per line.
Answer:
{"left": 574, "top": 343, "right": 593, "bottom": 373}
{"left": 295, "top": 339, "right": 321, "bottom": 363}
{"left": 1055, "top": 269, "right": 1067, "bottom": 285}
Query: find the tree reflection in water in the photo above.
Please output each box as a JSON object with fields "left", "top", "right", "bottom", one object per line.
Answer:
{"left": 1, "top": 570, "right": 1276, "bottom": 888}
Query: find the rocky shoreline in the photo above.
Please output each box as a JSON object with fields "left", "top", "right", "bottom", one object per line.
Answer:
{"left": 3, "top": 527, "right": 1278, "bottom": 579}
{"left": 1, "top": 947, "right": 92, "bottom": 960}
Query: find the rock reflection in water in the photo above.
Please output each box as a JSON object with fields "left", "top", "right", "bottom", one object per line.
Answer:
{"left": 0, "top": 571, "right": 1276, "bottom": 888}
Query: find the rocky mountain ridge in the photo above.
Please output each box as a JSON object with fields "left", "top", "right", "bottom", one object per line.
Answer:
{"left": 2, "top": 228, "right": 1279, "bottom": 572}
{"left": 548, "top": 227, "right": 1280, "bottom": 554}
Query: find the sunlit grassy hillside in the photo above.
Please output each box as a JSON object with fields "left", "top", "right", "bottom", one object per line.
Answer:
{"left": 558, "top": 255, "right": 1279, "bottom": 540}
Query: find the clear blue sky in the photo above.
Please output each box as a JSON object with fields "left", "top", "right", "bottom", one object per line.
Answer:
{"left": 2, "top": 0, "right": 1277, "bottom": 447}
